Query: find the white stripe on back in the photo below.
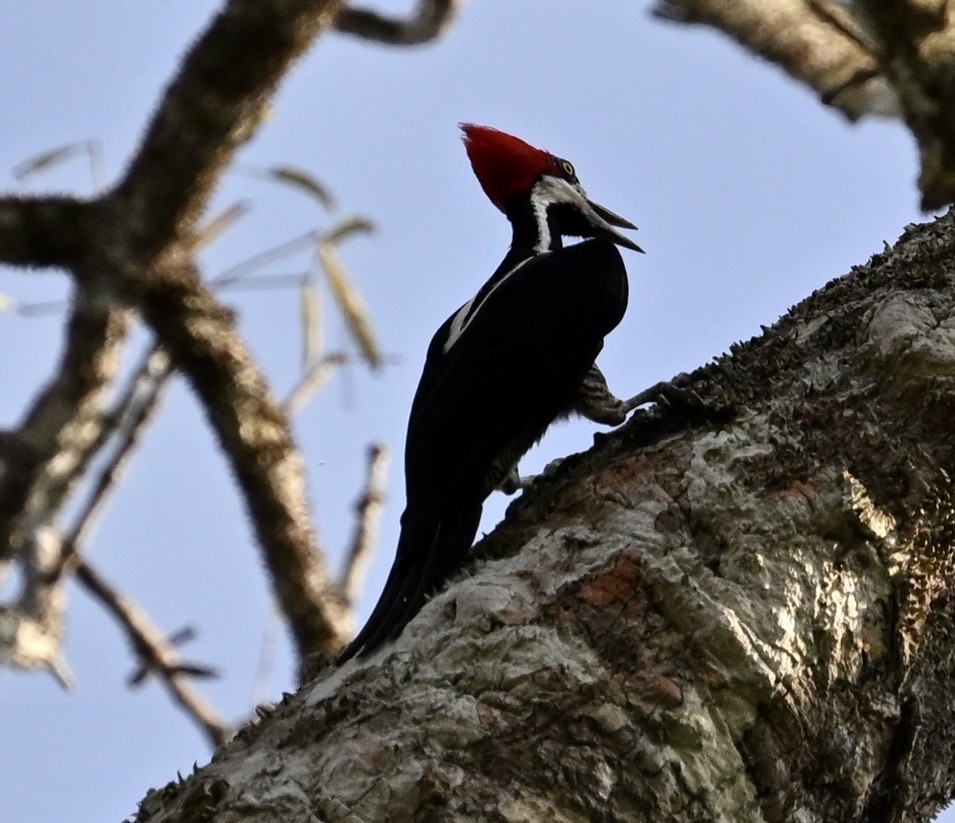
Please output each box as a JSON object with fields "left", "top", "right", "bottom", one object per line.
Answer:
{"left": 443, "top": 257, "right": 533, "bottom": 353}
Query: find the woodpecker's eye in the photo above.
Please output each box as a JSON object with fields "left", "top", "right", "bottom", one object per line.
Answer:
{"left": 558, "top": 159, "right": 576, "bottom": 179}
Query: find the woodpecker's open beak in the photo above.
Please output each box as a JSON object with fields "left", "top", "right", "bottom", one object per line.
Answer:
{"left": 587, "top": 199, "right": 644, "bottom": 253}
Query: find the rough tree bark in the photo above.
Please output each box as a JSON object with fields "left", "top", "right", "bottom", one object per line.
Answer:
{"left": 133, "top": 214, "right": 955, "bottom": 822}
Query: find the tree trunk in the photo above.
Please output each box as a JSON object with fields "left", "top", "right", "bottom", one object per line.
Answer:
{"left": 134, "top": 214, "right": 955, "bottom": 823}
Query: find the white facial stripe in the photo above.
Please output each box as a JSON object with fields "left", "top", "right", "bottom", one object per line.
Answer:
{"left": 443, "top": 257, "right": 533, "bottom": 353}
{"left": 528, "top": 176, "right": 590, "bottom": 253}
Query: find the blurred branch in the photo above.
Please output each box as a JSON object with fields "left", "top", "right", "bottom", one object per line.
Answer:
{"left": 0, "top": 196, "right": 88, "bottom": 269}
{"left": 193, "top": 201, "right": 251, "bottom": 250}
{"left": 234, "top": 165, "right": 336, "bottom": 212}
{"left": 340, "top": 443, "right": 389, "bottom": 606}
{"left": 111, "top": 0, "right": 342, "bottom": 266}
{"left": 0, "top": 292, "right": 127, "bottom": 562}
{"left": 54, "top": 345, "right": 174, "bottom": 579}
{"left": 0, "top": 0, "right": 391, "bottom": 699}
{"left": 336, "top": 0, "right": 459, "bottom": 45}
{"left": 0, "top": 528, "right": 73, "bottom": 688}
{"left": 283, "top": 353, "right": 347, "bottom": 417}
{"left": 653, "top": 0, "right": 955, "bottom": 209}
{"left": 74, "top": 559, "right": 230, "bottom": 748}
{"left": 0, "top": 329, "right": 169, "bottom": 695}
{"left": 850, "top": 0, "right": 955, "bottom": 209}
{"left": 210, "top": 231, "right": 320, "bottom": 289}
{"left": 12, "top": 139, "right": 106, "bottom": 194}
{"left": 136, "top": 257, "right": 351, "bottom": 664}
{"left": 652, "top": 0, "right": 898, "bottom": 121}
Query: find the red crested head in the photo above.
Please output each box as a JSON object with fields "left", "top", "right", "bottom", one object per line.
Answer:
{"left": 460, "top": 124, "right": 563, "bottom": 213}
{"left": 459, "top": 123, "right": 643, "bottom": 252}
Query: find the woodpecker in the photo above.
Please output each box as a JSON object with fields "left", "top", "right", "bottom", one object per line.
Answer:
{"left": 338, "top": 125, "right": 642, "bottom": 661}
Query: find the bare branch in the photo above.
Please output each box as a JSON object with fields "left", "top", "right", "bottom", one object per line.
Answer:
{"left": 193, "top": 201, "right": 251, "bottom": 250}
{"left": 652, "top": 0, "right": 899, "bottom": 120}
{"left": 0, "top": 292, "right": 127, "bottom": 561}
{"left": 0, "top": 196, "right": 89, "bottom": 269}
{"left": 283, "top": 355, "right": 347, "bottom": 418}
{"left": 12, "top": 139, "right": 106, "bottom": 194}
{"left": 653, "top": 0, "right": 955, "bottom": 208}
{"left": 110, "top": 0, "right": 342, "bottom": 265}
{"left": 336, "top": 0, "right": 459, "bottom": 45}
{"left": 211, "top": 230, "right": 319, "bottom": 290}
{"left": 54, "top": 345, "right": 173, "bottom": 579}
{"left": 0, "top": 291, "right": 127, "bottom": 690}
{"left": 0, "top": 527, "right": 73, "bottom": 688}
{"left": 340, "top": 443, "right": 389, "bottom": 605}
{"left": 136, "top": 256, "right": 350, "bottom": 664}
{"left": 850, "top": 0, "right": 955, "bottom": 208}
{"left": 316, "top": 239, "right": 381, "bottom": 368}
{"left": 238, "top": 165, "right": 336, "bottom": 211}
{"left": 74, "top": 559, "right": 230, "bottom": 748}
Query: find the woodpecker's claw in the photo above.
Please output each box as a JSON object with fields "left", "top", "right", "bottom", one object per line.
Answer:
{"left": 496, "top": 466, "right": 526, "bottom": 495}
{"left": 622, "top": 373, "right": 703, "bottom": 412}
{"left": 495, "top": 455, "right": 572, "bottom": 496}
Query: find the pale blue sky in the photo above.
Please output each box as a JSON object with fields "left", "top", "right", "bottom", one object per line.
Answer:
{"left": 0, "top": 2, "right": 942, "bottom": 820}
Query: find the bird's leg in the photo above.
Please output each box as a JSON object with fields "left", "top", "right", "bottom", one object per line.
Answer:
{"left": 578, "top": 367, "right": 708, "bottom": 421}
{"left": 574, "top": 364, "right": 632, "bottom": 425}
{"left": 496, "top": 465, "right": 525, "bottom": 495}
{"left": 486, "top": 442, "right": 530, "bottom": 497}
{"left": 493, "top": 364, "right": 650, "bottom": 497}
{"left": 493, "top": 366, "right": 633, "bottom": 496}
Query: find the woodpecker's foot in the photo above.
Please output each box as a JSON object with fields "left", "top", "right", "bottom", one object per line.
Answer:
{"left": 496, "top": 466, "right": 527, "bottom": 495}
{"left": 575, "top": 364, "right": 631, "bottom": 426}
{"left": 622, "top": 373, "right": 704, "bottom": 412}
{"left": 496, "top": 457, "right": 568, "bottom": 495}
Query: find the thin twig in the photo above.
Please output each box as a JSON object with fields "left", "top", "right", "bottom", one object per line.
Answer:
{"left": 336, "top": 0, "right": 459, "bottom": 45}
{"left": 74, "top": 558, "right": 231, "bottom": 748}
{"left": 250, "top": 600, "right": 282, "bottom": 709}
{"left": 13, "top": 272, "right": 315, "bottom": 318}
{"left": 340, "top": 443, "right": 389, "bottom": 606}
{"left": 283, "top": 353, "right": 347, "bottom": 417}
{"left": 74, "top": 346, "right": 171, "bottom": 528}
{"left": 210, "top": 230, "right": 319, "bottom": 289}
{"left": 53, "top": 345, "right": 173, "bottom": 579}
{"left": 282, "top": 352, "right": 401, "bottom": 418}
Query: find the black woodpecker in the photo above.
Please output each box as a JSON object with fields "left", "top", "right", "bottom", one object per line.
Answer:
{"left": 338, "top": 124, "right": 642, "bottom": 661}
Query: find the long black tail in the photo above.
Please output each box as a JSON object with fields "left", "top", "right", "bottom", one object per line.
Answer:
{"left": 337, "top": 499, "right": 483, "bottom": 662}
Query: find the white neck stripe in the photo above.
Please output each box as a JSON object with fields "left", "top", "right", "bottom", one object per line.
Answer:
{"left": 529, "top": 186, "right": 552, "bottom": 254}
{"left": 528, "top": 176, "right": 589, "bottom": 253}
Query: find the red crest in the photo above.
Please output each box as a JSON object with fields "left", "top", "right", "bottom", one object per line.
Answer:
{"left": 460, "top": 124, "right": 560, "bottom": 212}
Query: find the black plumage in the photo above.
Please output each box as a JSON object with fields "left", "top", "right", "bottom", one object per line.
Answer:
{"left": 338, "top": 125, "right": 639, "bottom": 661}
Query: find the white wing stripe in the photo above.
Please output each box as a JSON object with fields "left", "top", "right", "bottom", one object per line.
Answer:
{"left": 443, "top": 257, "right": 533, "bottom": 353}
